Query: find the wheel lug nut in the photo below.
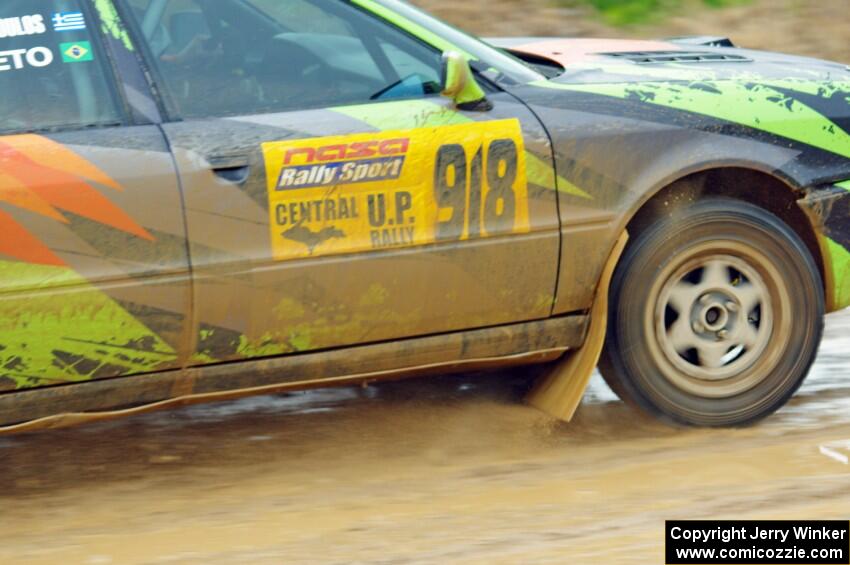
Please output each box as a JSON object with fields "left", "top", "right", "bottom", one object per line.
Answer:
{"left": 693, "top": 321, "right": 705, "bottom": 333}
{"left": 726, "top": 302, "right": 739, "bottom": 312}
{"left": 717, "top": 330, "right": 729, "bottom": 339}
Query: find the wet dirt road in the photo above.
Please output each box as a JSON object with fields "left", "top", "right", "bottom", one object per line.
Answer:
{"left": 2, "top": 310, "right": 849, "bottom": 564}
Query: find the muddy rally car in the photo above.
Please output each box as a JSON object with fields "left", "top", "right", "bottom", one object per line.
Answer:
{"left": 0, "top": 0, "right": 848, "bottom": 431}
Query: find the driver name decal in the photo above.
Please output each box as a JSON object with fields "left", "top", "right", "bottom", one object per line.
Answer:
{"left": 262, "top": 120, "right": 529, "bottom": 261}
{"left": 0, "top": 14, "right": 46, "bottom": 38}
{"left": 0, "top": 46, "right": 53, "bottom": 71}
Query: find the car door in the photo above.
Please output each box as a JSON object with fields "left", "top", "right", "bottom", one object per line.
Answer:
{"left": 0, "top": 0, "right": 191, "bottom": 392}
{"left": 117, "top": 0, "right": 561, "bottom": 364}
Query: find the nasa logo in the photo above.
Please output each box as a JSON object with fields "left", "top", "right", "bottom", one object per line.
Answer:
{"left": 277, "top": 138, "right": 410, "bottom": 190}
{"left": 282, "top": 138, "right": 409, "bottom": 166}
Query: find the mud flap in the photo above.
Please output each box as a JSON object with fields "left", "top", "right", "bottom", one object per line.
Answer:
{"left": 526, "top": 231, "right": 629, "bottom": 421}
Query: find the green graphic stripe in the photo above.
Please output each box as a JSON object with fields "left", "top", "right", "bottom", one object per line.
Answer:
{"left": 351, "top": 0, "right": 474, "bottom": 59}
{"left": 534, "top": 80, "right": 850, "bottom": 160}
{"left": 826, "top": 237, "right": 850, "bottom": 311}
{"left": 93, "top": 0, "right": 135, "bottom": 52}
{"left": 0, "top": 261, "right": 176, "bottom": 390}
{"left": 758, "top": 79, "right": 850, "bottom": 99}
{"left": 334, "top": 100, "right": 590, "bottom": 198}
{"left": 836, "top": 180, "right": 850, "bottom": 193}
{"left": 524, "top": 153, "right": 589, "bottom": 199}
{"left": 334, "top": 99, "right": 469, "bottom": 130}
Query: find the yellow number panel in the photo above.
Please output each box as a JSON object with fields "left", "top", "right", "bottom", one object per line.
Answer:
{"left": 262, "top": 119, "right": 529, "bottom": 261}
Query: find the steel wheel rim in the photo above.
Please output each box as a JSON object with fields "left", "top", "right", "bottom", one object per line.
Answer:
{"left": 644, "top": 241, "right": 792, "bottom": 398}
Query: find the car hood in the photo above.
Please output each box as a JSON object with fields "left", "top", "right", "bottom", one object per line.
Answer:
{"left": 488, "top": 37, "right": 850, "bottom": 186}
{"left": 488, "top": 37, "right": 850, "bottom": 84}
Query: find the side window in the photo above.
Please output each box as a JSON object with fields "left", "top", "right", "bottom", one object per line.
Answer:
{"left": 0, "top": 0, "right": 122, "bottom": 134}
{"left": 121, "top": 0, "right": 444, "bottom": 119}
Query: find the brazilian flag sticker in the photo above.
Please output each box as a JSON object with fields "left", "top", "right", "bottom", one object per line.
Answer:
{"left": 60, "top": 41, "right": 93, "bottom": 63}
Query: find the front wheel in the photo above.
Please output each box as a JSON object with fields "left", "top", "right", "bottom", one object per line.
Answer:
{"left": 599, "top": 198, "right": 824, "bottom": 426}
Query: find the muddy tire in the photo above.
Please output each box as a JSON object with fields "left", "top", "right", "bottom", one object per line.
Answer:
{"left": 599, "top": 198, "right": 824, "bottom": 426}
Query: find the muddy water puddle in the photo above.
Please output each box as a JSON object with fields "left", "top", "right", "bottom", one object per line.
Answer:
{"left": 1, "top": 310, "right": 848, "bottom": 564}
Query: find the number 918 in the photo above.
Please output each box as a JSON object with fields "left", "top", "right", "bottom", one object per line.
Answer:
{"left": 433, "top": 138, "right": 519, "bottom": 241}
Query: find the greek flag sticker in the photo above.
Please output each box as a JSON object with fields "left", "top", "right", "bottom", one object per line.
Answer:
{"left": 52, "top": 12, "right": 86, "bottom": 32}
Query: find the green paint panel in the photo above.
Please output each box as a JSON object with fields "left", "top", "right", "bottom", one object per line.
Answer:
{"left": 758, "top": 79, "right": 850, "bottom": 99}
{"left": 334, "top": 99, "right": 470, "bottom": 130}
{"left": 535, "top": 80, "right": 850, "bottom": 160}
{"left": 836, "top": 180, "right": 850, "bottom": 193}
{"left": 93, "top": 0, "right": 135, "bottom": 51}
{"left": 334, "top": 100, "right": 590, "bottom": 198}
{"left": 0, "top": 261, "right": 176, "bottom": 390}
{"left": 525, "top": 152, "right": 589, "bottom": 198}
{"left": 826, "top": 237, "right": 850, "bottom": 311}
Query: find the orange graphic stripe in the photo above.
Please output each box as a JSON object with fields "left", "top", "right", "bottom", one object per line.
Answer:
{"left": 0, "top": 134, "right": 155, "bottom": 266}
{"left": 0, "top": 171, "right": 68, "bottom": 222}
{"left": 0, "top": 144, "right": 154, "bottom": 241}
{"left": 0, "top": 134, "right": 122, "bottom": 190}
{"left": 0, "top": 210, "right": 65, "bottom": 266}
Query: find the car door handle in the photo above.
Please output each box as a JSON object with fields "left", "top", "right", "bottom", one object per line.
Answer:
{"left": 209, "top": 155, "right": 251, "bottom": 185}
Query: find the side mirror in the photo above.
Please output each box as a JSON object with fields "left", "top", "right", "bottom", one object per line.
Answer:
{"left": 440, "top": 51, "right": 493, "bottom": 112}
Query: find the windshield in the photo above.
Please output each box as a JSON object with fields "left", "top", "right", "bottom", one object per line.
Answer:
{"left": 366, "top": 0, "right": 544, "bottom": 86}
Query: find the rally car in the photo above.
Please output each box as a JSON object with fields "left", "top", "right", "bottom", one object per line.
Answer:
{"left": 0, "top": 0, "right": 848, "bottom": 430}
